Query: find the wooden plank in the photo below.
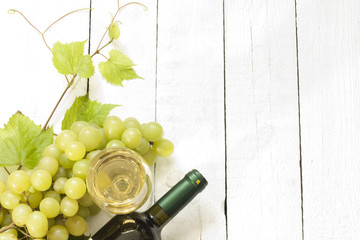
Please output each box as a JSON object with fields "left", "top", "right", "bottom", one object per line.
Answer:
{"left": 0, "top": 0, "right": 91, "bottom": 132}
{"left": 297, "top": 0, "right": 360, "bottom": 239}
{"left": 225, "top": 0, "right": 303, "bottom": 239}
{"left": 155, "top": 0, "right": 226, "bottom": 239}
{"left": 87, "top": 0, "right": 158, "bottom": 234}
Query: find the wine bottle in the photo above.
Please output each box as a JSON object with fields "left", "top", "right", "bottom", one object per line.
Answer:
{"left": 90, "top": 169, "right": 208, "bottom": 240}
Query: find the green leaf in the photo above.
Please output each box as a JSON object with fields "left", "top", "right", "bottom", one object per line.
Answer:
{"left": 76, "top": 55, "right": 95, "bottom": 78}
{"left": 24, "top": 126, "right": 53, "bottom": 168}
{"left": 0, "top": 112, "right": 54, "bottom": 169}
{"left": 98, "top": 49, "right": 142, "bottom": 86}
{"left": 109, "top": 22, "right": 120, "bottom": 40}
{"left": 62, "top": 94, "right": 119, "bottom": 130}
{"left": 52, "top": 41, "right": 94, "bottom": 78}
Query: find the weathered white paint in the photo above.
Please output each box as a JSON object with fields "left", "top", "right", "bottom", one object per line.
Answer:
{"left": 225, "top": 0, "right": 303, "bottom": 239}
{"left": 2, "top": 0, "right": 360, "bottom": 239}
{"left": 155, "top": 0, "right": 226, "bottom": 239}
{"left": 297, "top": 0, "right": 360, "bottom": 239}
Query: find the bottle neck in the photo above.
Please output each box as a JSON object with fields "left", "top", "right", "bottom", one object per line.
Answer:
{"left": 147, "top": 169, "right": 208, "bottom": 229}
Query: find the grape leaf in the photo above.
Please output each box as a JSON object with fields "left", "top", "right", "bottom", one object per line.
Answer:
{"left": 62, "top": 94, "right": 119, "bottom": 130}
{"left": 0, "top": 112, "right": 53, "bottom": 169}
{"left": 52, "top": 41, "right": 94, "bottom": 78}
{"left": 98, "top": 49, "right": 142, "bottom": 86}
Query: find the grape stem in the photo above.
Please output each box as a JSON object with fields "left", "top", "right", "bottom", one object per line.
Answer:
{"left": 17, "top": 164, "right": 22, "bottom": 170}
{"left": 9, "top": 8, "right": 92, "bottom": 52}
{"left": 0, "top": 222, "right": 15, "bottom": 233}
{"left": 3, "top": 167, "right": 10, "bottom": 175}
{"left": 93, "top": 2, "right": 147, "bottom": 54}
{"left": 15, "top": 226, "right": 33, "bottom": 238}
{"left": 43, "top": 74, "right": 77, "bottom": 130}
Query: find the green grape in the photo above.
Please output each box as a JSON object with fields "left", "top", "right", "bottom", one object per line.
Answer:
{"left": 53, "top": 177, "right": 67, "bottom": 194}
{"left": 89, "top": 203, "right": 101, "bottom": 216}
{"left": 152, "top": 138, "right": 174, "bottom": 157}
{"left": 67, "top": 168, "right": 74, "bottom": 178}
{"left": 141, "top": 122, "right": 164, "bottom": 142}
{"left": 59, "top": 153, "right": 75, "bottom": 169}
{"left": 53, "top": 166, "right": 67, "bottom": 181}
{"left": 1, "top": 211, "right": 11, "bottom": 227}
{"left": 0, "top": 180, "right": 6, "bottom": 194}
{"left": 26, "top": 169, "right": 35, "bottom": 179}
{"left": 0, "top": 190, "right": 20, "bottom": 210}
{"left": 140, "top": 123, "right": 146, "bottom": 133}
{"left": 72, "top": 159, "right": 91, "bottom": 180}
{"left": 78, "top": 192, "right": 94, "bottom": 207}
{"left": 121, "top": 127, "right": 142, "bottom": 148}
{"left": 108, "top": 22, "right": 120, "bottom": 40}
{"left": 124, "top": 117, "right": 141, "bottom": 129}
{"left": 26, "top": 211, "right": 48, "bottom": 238}
{"left": 44, "top": 191, "right": 61, "bottom": 203}
{"left": 19, "top": 191, "right": 27, "bottom": 202}
{"left": 42, "top": 144, "right": 62, "bottom": 160}
{"left": 0, "top": 232, "right": 16, "bottom": 240}
{"left": 48, "top": 218, "right": 56, "bottom": 229}
{"left": 76, "top": 205, "right": 90, "bottom": 220}
{"left": 12, "top": 203, "right": 32, "bottom": 226}
{"left": 47, "top": 225, "right": 69, "bottom": 240}
{"left": 70, "top": 121, "right": 90, "bottom": 135}
{"left": 65, "top": 141, "right": 86, "bottom": 161}
{"left": 141, "top": 148, "right": 157, "bottom": 166}
{"left": 40, "top": 197, "right": 60, "bottom": 218}
{"left": 28, "top": 190, "right": 43, "bottom": 208}
{"left": 90, "top": 122, "right": 100, "bottom": 128}
{"left": 134, "top": 137, "right": 150, "bottom": 155}
{"left": 4, "top": 229, "right": 17, "bottom": 238}
{"left": 96, "top": 128, "right": 107, "bottom": 150}
{"left": 7, "top": 170, "right": 31, "bottom": 194}
{"left": 38, "top": 156, "right": 59, "bottom": 176}
{"left": 0, "top": 209, "right": 4, "bottom": 225}
{"left": 103, "top": 116, "right": 125, "bottom": 141}
{"left": 64, "top": 215, "right": 87, "bottom": 236}
{"left": 31, "top": 170, "right": 52, "bottom": 191}
{"left": 106, "top": 139, "right": 126, "bottom": 148}
{"left": 55, "top": 130, "right": 78, "bottom": 152}
{"left": 54, "top": 215, "right": 66, "bottom": 226}
{"left": 86, "top": 150, "right": 101, "bottom": 160}
{"left": 78, "top": 126, "right": 102, "bottom": 151}
{"left": 64, "top": 177, "right": 86, "bottom": 200}
{"left": 60, "top": 196, "right": 78, "bottom": 217}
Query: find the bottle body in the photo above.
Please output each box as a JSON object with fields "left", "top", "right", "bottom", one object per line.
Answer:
{"left": 90, "top": 169, "right": 207, "bottom": 240}
{"left": 91, "top": 212, "right": 161, "bottom": 240}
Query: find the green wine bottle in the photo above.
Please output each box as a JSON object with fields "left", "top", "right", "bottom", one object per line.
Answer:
{"left": 90, "top": 169, "right": 208, "bottom": 240}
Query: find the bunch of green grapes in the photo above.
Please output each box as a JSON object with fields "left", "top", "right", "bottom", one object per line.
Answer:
{"left": 0, "top": 116, "right": 173, "bottom": 239}
{"left": 0, "top": 166, "right": 95, "bottom": 239}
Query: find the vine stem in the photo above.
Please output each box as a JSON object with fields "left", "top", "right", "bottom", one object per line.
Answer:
{"left": 3, "top": 167, "right": 10, "bottom": 175}
{"left": 9, "top": 8, "right": 92, "bottom": 52}
{"left": 0, "top": 222, "right": 15, "bottom": 233}
{"left": 43, "top": 75, "right": 76, "bottom": 130}
{"left": 91, "top": 39, "right": 113, "bottom": 57}
{"left": 94, "top": 2, "right": 147, "bottom": 54}
{"left": 16, "top": 226, "right": 33, "bottom": 238}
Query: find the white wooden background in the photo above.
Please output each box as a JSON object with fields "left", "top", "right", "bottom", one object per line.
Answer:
{"left": 1, "top": 0, "right": 359, "bottom": 239}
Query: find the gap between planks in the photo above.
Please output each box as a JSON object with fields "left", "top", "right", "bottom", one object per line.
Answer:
{"left": 294, "top": 0, "right": 305, "bottom": 239}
